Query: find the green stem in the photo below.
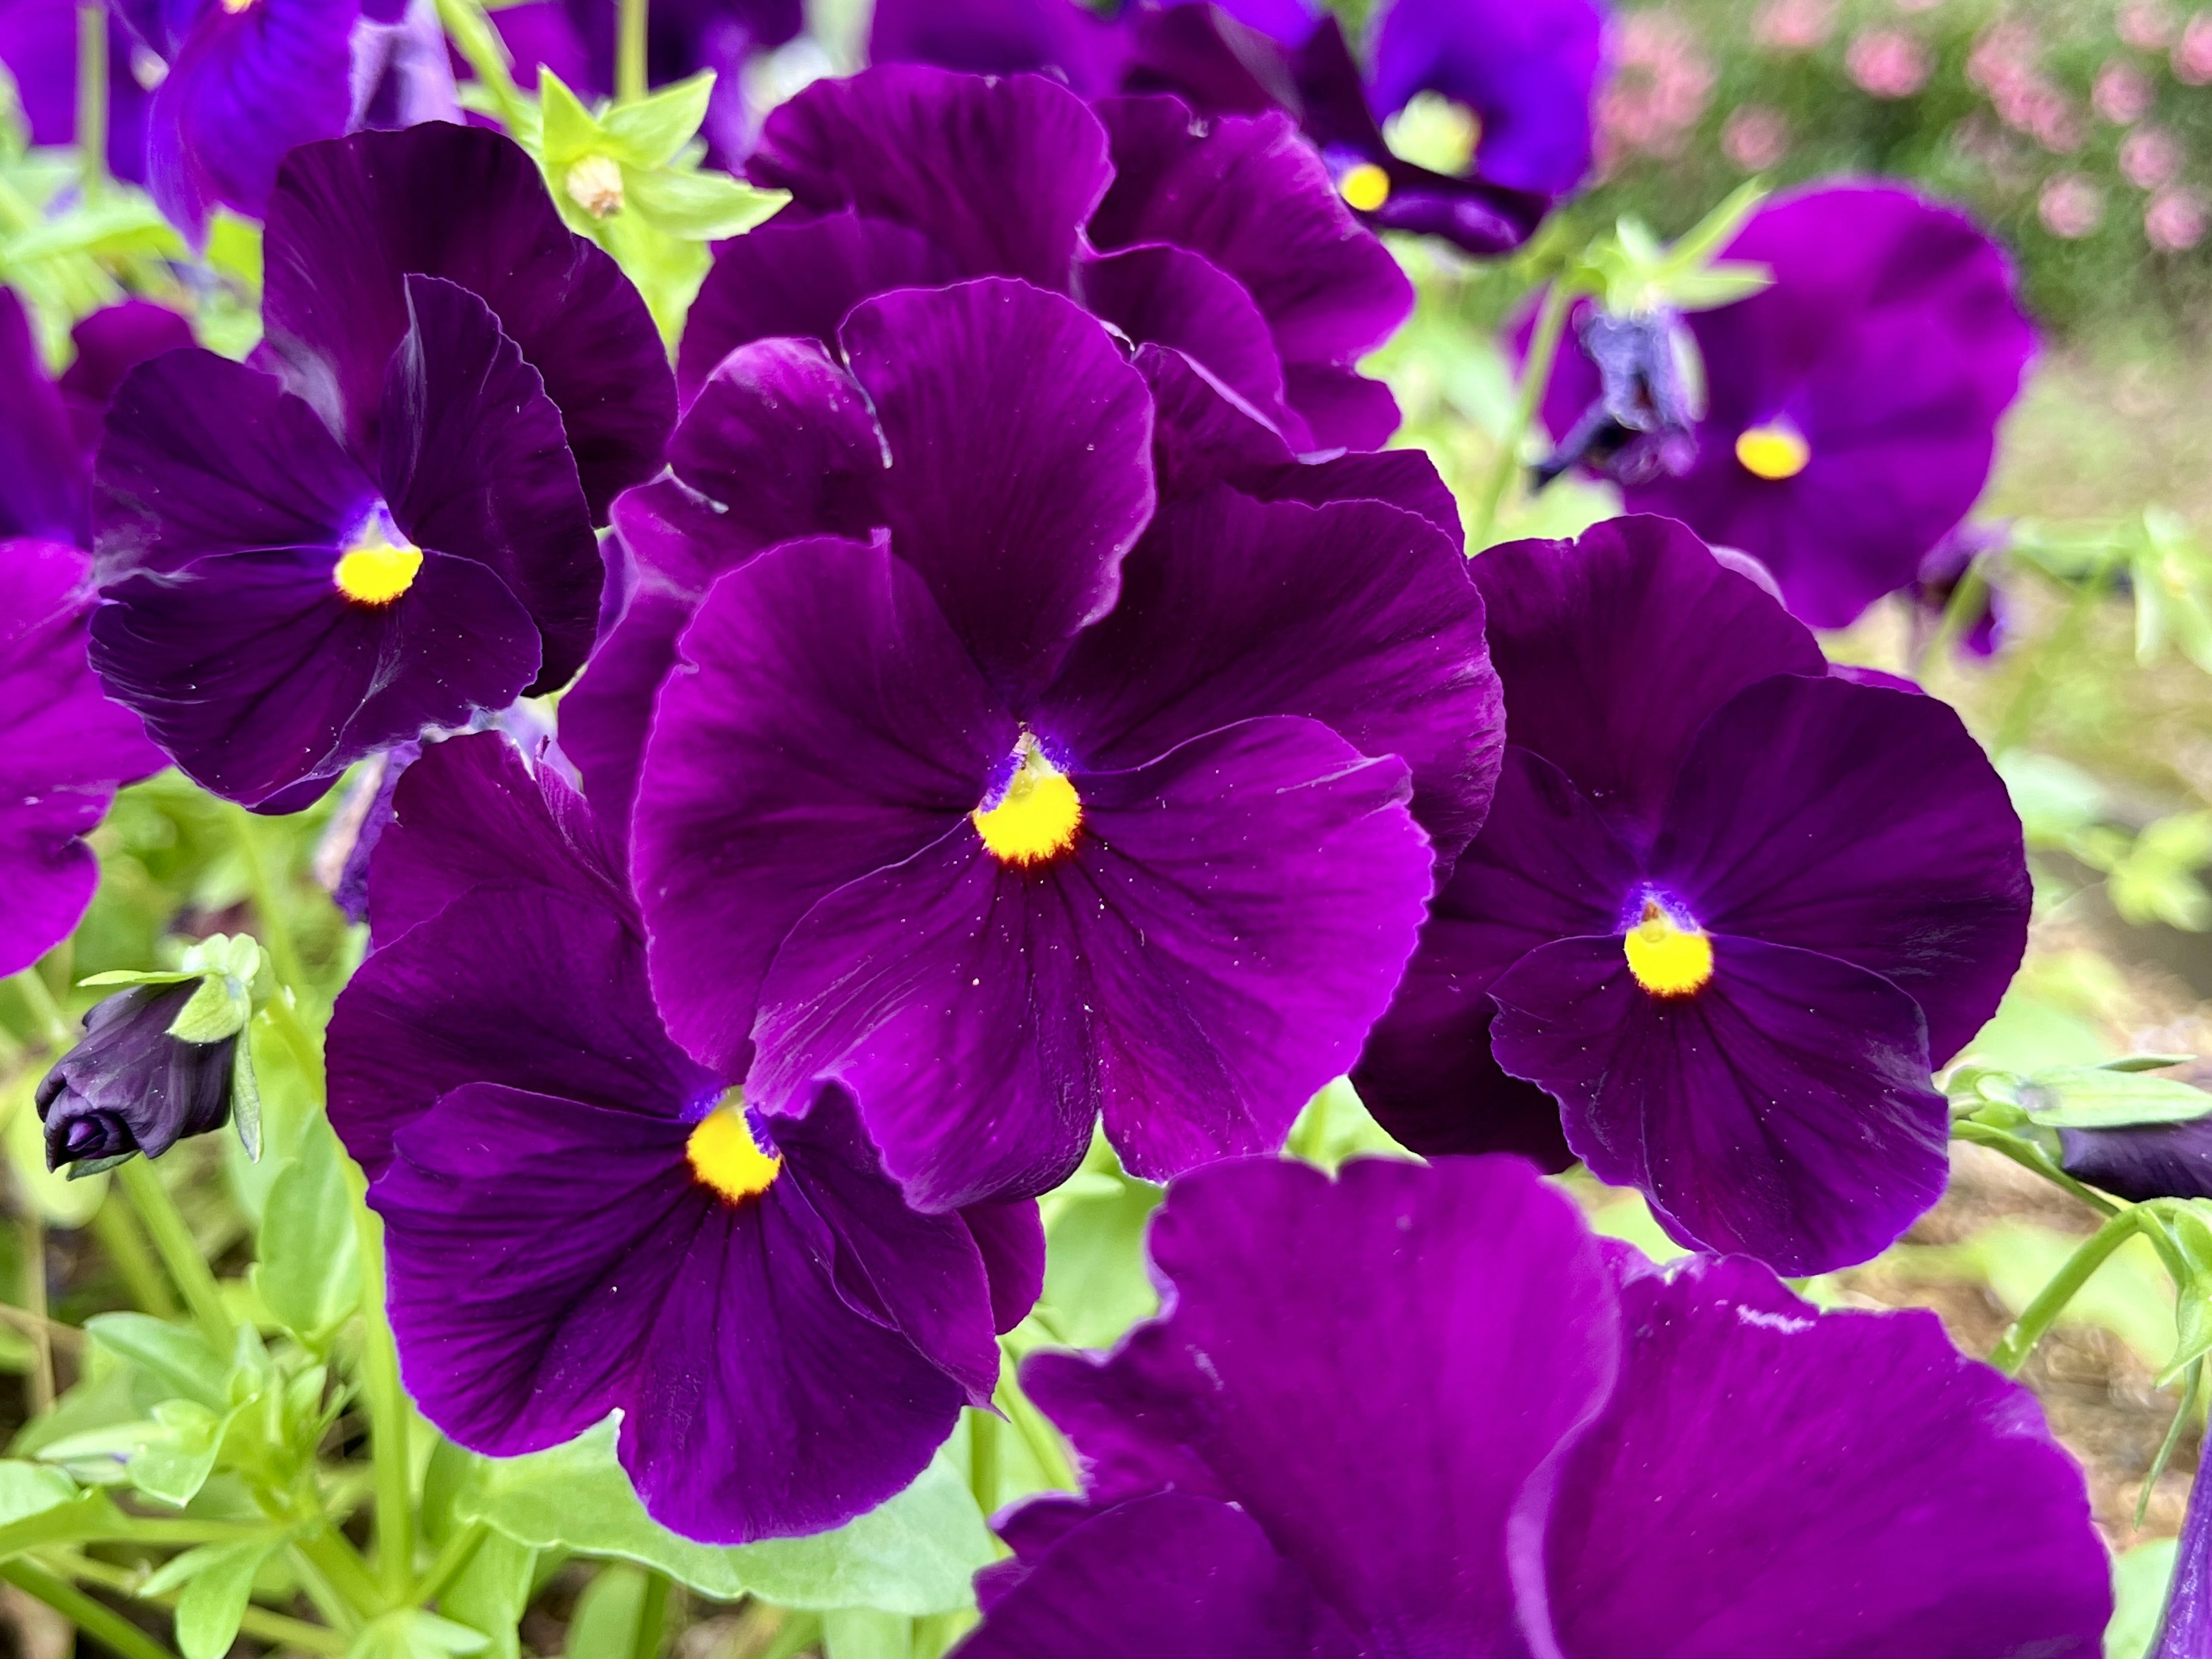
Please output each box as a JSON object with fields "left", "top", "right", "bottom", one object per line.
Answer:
{"left": 615, "top": 0, "right": 648, "bottom": 103}
{"left": 1990, "top": 1207, "right": 2145, "bottom": 1375}
{"left": 226, "top": 803, "right": 309, "bottom": 1001}
{"left": 352, "top": 1201, "right": 413, "bottom": 1603}
{"left": 52, "top": 1552, "right": 349, "bottom": 1656}
{"left": 631, "top": 1571, "right": 670, "bottom": 1659}
{"left": 433, "top": 0, "right": 528, "bottom": 131}
{"left": 0, "top": 1560, "right": 184, "bottom": 1659}
{"left": 18, "top": 1207, "right": 50, "bottom": 1418}
{"left": 1950, "top": 1119, "right": 2122, "bottom": 1219}
{"left": 116, "top": 1159, "right": 232, "bottom": 1350}
{"left": 1471, "top": 281, "right": 1571, "bottom": 550}
{"left": 994, "top": 1354, "right": 1075, "bottom": 1494}
{"left": 968, "top": 1408, "right": 999, "bottom": 1520}
{"left": 92, "top": 1197, "right": 181, "bottom": 1319}
{"left": 74, "top": 0, "right": 105, "bottom": 194}
{"left": 2139, "top": 1356, "right": 2202, "bottom": 1527}
{"left": 262, "top": 993, "right": 325, "bottom": 1094}
{"left": 412, "top": 1518, "right": 488, "bottom": 1608}
{"left": 293, "top": 1526, "right": 385, "bottom": 1622}
{"left": 10, "top": 963, "right": 75, "bottom": 1051}
{"left": 1916, "top": 554, "right": 1990, "bottom": 681}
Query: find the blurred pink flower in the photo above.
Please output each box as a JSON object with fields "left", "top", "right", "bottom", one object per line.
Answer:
{"left": 1722, "top": 105, "right": 1791, "bottom": 169}
{"left": 2175, "top": 13, "right": 2212, "bottom": 82}
{"left": 2146, "top": 186, "right": 2207, "bottom": 249}
{"left": 2038, "top": 173, "right": 2105, "bottom": 237}
{"left": 2121, "top": 125, "right": 2185, "bottom": 188}
{"left": 1753, "top": 0, "right": 1835, "bottom": 52}
{"left": 1847, "top": 28, "right": 1932, "bottom": 97}
{"left": 2119, "top": 0, "right": 2178, "bottom": 49}
{"left": 2094, "top": 59, "right": 2156, "bottom": 122}
{"left": 1598, "top": 10, "right": 1715, "bottom": 165}
{"left": 1893, "top": 0, "right": 1943, "bottom": 13}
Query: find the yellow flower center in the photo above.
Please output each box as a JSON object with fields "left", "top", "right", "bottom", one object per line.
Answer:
{"left": 334, "top": 513, "right": 424, "bottom": 607}
{"left": 1339, "top": 162, "right": 1392, "bottom": 213}
{"left": 1623, "top": 898, "right": 1714, "bottom": 998}
{"left": 685, "top": 1096, "right": 782, "bottom": 1205}
{"left": 1734, "top": 423, "right": 1811, "bottom": 481}
{"left": 219, "top": 0, "right": 253, "bottom": 14}
{"left": 972, "top": 733, "right": 1082, "bottom": 867}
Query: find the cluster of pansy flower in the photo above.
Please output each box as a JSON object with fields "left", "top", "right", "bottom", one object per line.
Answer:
{"left": 0, "top": 0, "right": 2196, "bottom": 1645}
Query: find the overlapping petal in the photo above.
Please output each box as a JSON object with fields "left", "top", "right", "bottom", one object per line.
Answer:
{"left": 0, "top": 290, "right": 90, "bottom": 546}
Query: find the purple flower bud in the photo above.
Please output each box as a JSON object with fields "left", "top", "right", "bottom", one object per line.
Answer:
{"left": 1536, "top": 308, "right": 1702, "bottom": 486}
{"left": 34, "top": 982, "right": 237, "bottom": 1174}
{"left": 2058, "top": 1117, "right": 2212, "bottom": 1203}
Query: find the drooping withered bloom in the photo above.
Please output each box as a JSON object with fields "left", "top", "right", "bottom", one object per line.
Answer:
{"left": 868, "top": 0, "right": 1599, "bottom": 253}
{"left": 1354, "top": 517, "right": 2029, "bottom": 1274}
{"left": 584, "top": 276, "right": 1498, "bottom": 1213}
{"left": 1532, "top": 306, "right": 1702, "bottom": 487}
{"left": 1541, "top": 184, "right": 2035, "bottom": 630}
{"left": 686, "top": 62, "right": 1414, "bottom": 452}
{"left": 327, "top": 732, "right": 1044, "bottom": 1544}
{"left": 953, "top": 1154, "right": 2112, "bottom": 1658}
{"left": 0, "top": 538, "right": 162, "bottom": 979}
{"left": 90, "top": 121, "right": 673, "bottom": 810}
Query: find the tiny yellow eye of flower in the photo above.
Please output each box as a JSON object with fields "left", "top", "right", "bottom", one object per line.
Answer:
{"left": 565, "top": 156, "right": 626, "bottom": 220}
{"left": 333, "top": 517, "right": 424, "bottom": 607}
{"left": 974, "top": 734, "right": 1083, "bottom": 866}
{"left": 1339, "top": 163, "right": 1392, "bottom": 213}
{"left": 686, "top": 1097, "right": 782, "bottom": 1205}
{"left": 1734, "top": 423, "right": 1812, "bottom": 481}
{"left": 1623, "top": 899, "right": 1714, "bottom": 998}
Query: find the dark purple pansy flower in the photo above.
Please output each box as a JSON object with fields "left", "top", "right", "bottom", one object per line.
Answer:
{"left": 0, "top": 0, "right": 156, "bottom": 179}
{"left": 327, "top": 732, "right": 1042, "bottom": 1544}
{"left": 58, "top": 301, "right": 197, "bottom": 457}
{"left": 1542, "top": 185, "right": 2035, "bottom": 630}
{"left": 592, "top": 277, "right": 1495, "bottom": 1213}
{"left": 953, "top": 1154, "right": 2110, "bottom": 1658}
{"left": 686, "top": 63, "right": 1411, "bottom": 452}
{"left": 1354, "top": 517, "right": 2029, "bottom": 1273}
{"left": 0, "top": 538, "right": 161, "bottom": 978}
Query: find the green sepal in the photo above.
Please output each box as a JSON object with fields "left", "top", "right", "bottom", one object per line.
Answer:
{"left": 623, "top": 166, "right": 787, "bottom": 241}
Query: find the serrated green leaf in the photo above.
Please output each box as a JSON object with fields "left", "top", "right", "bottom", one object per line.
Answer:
{"left": 459, "top": 1421, "right": 988, "bottom": 1611}
{"left": 85, "top": 1314, "right": 230, "bottom": 1409}
{"left": 2017, "top": 1065, "right": 2212, "bottom": 1129}
{"left": 252, "top": 1113, "right": 360, "bottom": 1342}
{"left": 347, "top": 1609, "right": 493, "bottom": 1659}
{"left": 600, "top": 71, "right": 715, "bottom": 167}
{"left": 623, "top": 168, "right": 786, "bottom": 241}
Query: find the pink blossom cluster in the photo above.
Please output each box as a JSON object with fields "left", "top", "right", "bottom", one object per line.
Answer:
{"left": 1597, "top": 9, "right": 1715, "bottom": 169}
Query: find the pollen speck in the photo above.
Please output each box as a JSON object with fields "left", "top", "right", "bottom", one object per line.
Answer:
{"left": 686, "top": 1097, "right": 782, "bottom": 1205}
{"left": 334, "top": 511, "right": 423, "bottom": 606}
{"left": 1734, "top": 423, "right": 1811, "bottom": 480}
{"left": 1339, "top": 162, "right": 1391, "bottom": 212}
{"left": 1623, "top": 898, "right": 1714, "bottom": 997}
{"left": 973, "top": 733, "right": 1082, "bottom": 866}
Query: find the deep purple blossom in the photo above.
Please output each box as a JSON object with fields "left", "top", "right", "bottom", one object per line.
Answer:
{"left": 327, "top": 732, "right": 1041, "bottom": 1544}
{"left": 1542, "top": 185, "right": 2035, "bottom": 629}
{"left": 684, "top": 63, "right": 1412, "bottom": 452}
{"left": 1354, "top": 517, "right": 2029, "bottom": 1273}
{"left": 0, "top": 0, "right": 156, "bottom": 179}
{"left": 954, "top": 1154, "right": 2111, "bottom": 1658}
{"left": 0, "top": 538, "right": 161, "bottom": 977}
{"left": 36, "top": 980, "right": 237, "bottom": 1172}
{"left": 586, "top": 277, "right": 1496, "bottom": 1213}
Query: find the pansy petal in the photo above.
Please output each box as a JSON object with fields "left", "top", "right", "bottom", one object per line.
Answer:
{"left": 59, "top": 301, "right": 195, "bottom": 454}
{"left": 677, "top": 211, "right": 957, "bottom": 399}
{"left": 329, "top": 885, "right": 717, "bottom": 1177}
{"left": 867, "top": 0, "right": 1129, "bottom": 95}
{"left": 1353, "top": 747, "right": 1637, "bottom": 1165}
{"left": 747, "top": 65, "right": 1110, "bottom": 289}
{"left": 558, "top": 589, "right": 688, "bottom": 857}
{"left": 88, "top": 547, "right": 539, "bottom": 806}
{"left": 1041, "top": 486, "right": 1498, "bottom": 865}
{"left": 633, "top": 536, "right": 1013, "bottom": 1080}
{"left": 838, "top": 280, "right": 1154, "bottom": 698}
{"left": 955, "top": 1493, "right": 1358, "bottom": 1659}
{"left": 380, "top": 275, "right": 600, "bottom": 693}
{"left": 1472, "top": 517, "right": 1825, "bottom": 835}
{"left": 1488, "top": 933, "right": 1948, "bottom": 1273}
{"left": 0, "top": 291, "right": 84, "bottom": 544}
{"left": 1652, "top": 673, "right": 2028, "bottom": 1062}
{"left": 263, "top": 123, "right": 674, "bottom": 519}
{"left": 146, "top": 0, "right": 354, "bottom": 237}
{"left": 1278, "top": 363, "right": 1402, "bottom": 451}
{"left": 0, "top": 540, "right": 161, "bottom": 976}
{"left": 1022, "top": 1156, "right": 1618, "bottom": 1646}
{"left": 1527, "top": 1257, "right": 2110, "bottom": 1659}
{"left": 748, "top": 717, "right": 1431, "bottom": 1205}
{"left": 959, "top": 1199, "right": 1046, "bottom": 1335}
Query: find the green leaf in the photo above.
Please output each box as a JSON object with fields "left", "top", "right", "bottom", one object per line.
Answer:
{"left": 85, "top": 1314, "right": 230, "bottom": 1409}
{"left": 0, "top": 1490, "right": 126, "bottom": 1558}
{"left": 142, "top": 1536, "right": 286, "bottom": 1659}
{"left": 41, "top": 1399, "right": 233, "bottom": 1506}
{"left": 232, "top": 1022, "right": 262, "bottom": 1162}
{"left": 820, "top": 1611, "right": 912, "bottom": 1659}
{"left": 436, "top": 1531, "right": 535, "bottom": 1659}
{"left": 2105, "top": 1537, "right": 2179, "bottom": 1659}
{"left": 536, "top": 71, "right": 604, "bottom": 171}
{"left": 252, "top": 1113, "right": 361, "bottom": 1342}
{"left": 565, "top": 1563, "right": 658, "bottom": 1659}
{"left": 166, "top": 974, "right": 249, "bottom": 1044}
{"left": 600, "top": 71, "right": 715, "bottom": 167}
{"left": 458, "top": 1421, "right": 989, "bottom": 1612}
{"left": 347, "top": 1609, "right": 493, "bottom": 1659}
{"left": 2017, "top": 1065, "right": 2212, "bottom": 1129}
{"left": 1039, "top": 1168, "right": 1162, "bottom": 1348}
{"left": 623, "top": 168, "right": 787, "bottom": 241}
{"left": 0, "top": 1462, "right": 78, "bottom": 1527}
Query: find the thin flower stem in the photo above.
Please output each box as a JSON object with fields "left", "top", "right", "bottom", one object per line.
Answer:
{"left": 115, "top": 1159, "right": 232, "bottom": 1350}
{"left": 411, "top": 1518, "right": 488, "bottom": 1608}
{"left": 1990, "top": 1207, "right": 2145, "bottom": 1375}
{"left": 2139, "top": 1357, "right": 2202, "bottom": 1528}
{"left": 226, "top": 803, "right": 311, "bottom": 1003}
{"left": 0, "top": 1301, "right": 83, "bottom": 1351}
{"left": 967, "top": 1408, "right": 999, "bottom": 1519}
{"left": 10, "top": 962, "right": 75, "bottom": 1051}
{"left": 1471, "top": 281, "right": 1571, "bottom": 551}
{"left": 17, "top": 1206, "right": 51, "bottom": 1416}
{"left": 631, "top": 1570, "right": 671, "bottom": 1659}
{"left": 293, "top": 1526, "right": 385, "bottom": 1623}
{"left": 75, "top": 0, "right": 105, "bottom": 194}
{"left": 433, "top": 0, "right": 528, "bottom": 131}
{"left": 352, "top": 1200, "right": 414, "bottom": 1603}
{"left": 1915, "top": 554, "right": 1990, "bottom": 681}
{"left": 616, "top": 0, "right": 648, "bottom": 103}
{"left": 92, "top": 1197, "right": 182, "bottom": 1319}
{"left": 0, "top": 1560, "right": 184, "bottom": 1659}
{"left": 1949, "top": 1119, "right": 2122, "bottom": 1219}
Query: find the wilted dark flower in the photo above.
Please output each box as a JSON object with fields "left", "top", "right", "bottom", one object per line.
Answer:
{"left": 36, "top": 982, "right": 236, "bottom": 1173}
{"left": 1535, "top": 308, "right": 1702, "bottom": 486}
{"left": 2056, "top": 1115, "right": 2212, "bottom": 1202}
{"left": 953, "top": 1154, "right": 2111, "bottom": 1658}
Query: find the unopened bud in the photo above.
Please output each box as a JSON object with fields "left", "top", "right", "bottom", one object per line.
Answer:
{"left": 36, "top": 982, "right": 238, "bottom": 1175}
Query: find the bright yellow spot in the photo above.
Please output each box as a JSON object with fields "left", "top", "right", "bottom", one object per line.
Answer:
{"left": 1623, "top": 899, "right": 1714, "bottom": 998}
{"left": 218, "top": 0, "right": 253, "bottom": 14}
{"left": 564, "top": 155, "right": 625, "bottom": 220}
{"left": 972, "top": 733, "right": 1082, "bottom": 867}
{"left": 1734, "top": 423, "right": 1811, "bottom": 481}
{"left": 685, "top": 1099, "right": 782, "bottom": 1205}
{"left": 1339, "top": 163, "right": 1392, "bottom": 213}
{"left": 333, "top": 517, "right": 423, "bottom": 607}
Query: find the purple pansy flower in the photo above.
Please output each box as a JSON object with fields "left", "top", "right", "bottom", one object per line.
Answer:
{"left": 0, "top": 0, "right": 156, "bottom": 179}
{"left": 1354, "top": 517, "right": 2029, "bottom": 1273}
{"left": 953, "top": 1154, "right": 2111, "bottom": 1658}
{"left": 327, "top": 732, "right": 1043, "bottom": 1544}
{"left": 684, "top": 63, "right": 1412, "bottom": 453}
{"left": 90, "top": 123, "right": 671, "bottom": 809}
{"left": 1542, "top": 185, "right": 2035, "bottom": 630}
{"left": 591, "top": 277, "right": 1495, "bottom": 1213}
{"left": 0, "top": 538, "right": 162, "bottom": 978}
